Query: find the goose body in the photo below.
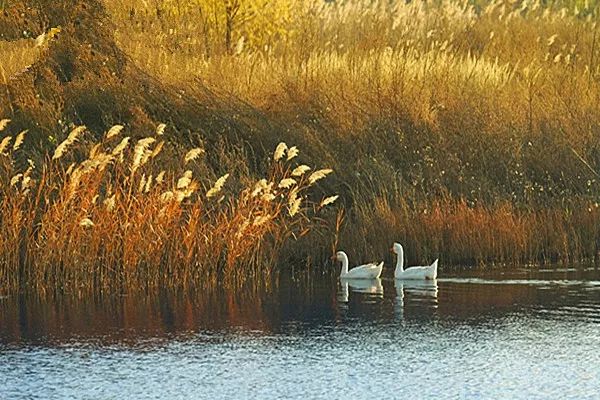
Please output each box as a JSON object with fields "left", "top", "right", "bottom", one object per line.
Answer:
{"left": 392, "top": 243, "right": 438, "bottom": 280}
{"left": 334, "top": 251, "right": 383, "bottom": 279}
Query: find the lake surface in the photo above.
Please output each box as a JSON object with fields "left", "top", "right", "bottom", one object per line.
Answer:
{"left": 1, "top": 268, "right": 600, "bottom": 399}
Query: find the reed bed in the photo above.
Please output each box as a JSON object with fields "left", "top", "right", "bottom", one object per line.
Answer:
{"left": 100, "top": 0, "right": 600, "bottom": 206}
{"left": 0, "top": 119, "right": 338, "bottom": 293}
{"left": 2, "top": 0, "right": 600, "bottom": 294}
{"left": 99, "top": 0, "right": 600, "bottom": 269}
{"left": 344, "top": 193, "right": 600, "bottom": 268}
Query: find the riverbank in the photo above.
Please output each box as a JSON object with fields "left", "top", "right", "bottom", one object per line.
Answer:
{"left": 1, "top": 0, "right": 600, "bottom": 291}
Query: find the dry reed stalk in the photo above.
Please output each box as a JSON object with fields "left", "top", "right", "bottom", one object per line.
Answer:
{"left": 3, "top": 0, "right": 600, "bottom": 292}
{"left": 0, "top": 127, "right": 337, "bottom": 293}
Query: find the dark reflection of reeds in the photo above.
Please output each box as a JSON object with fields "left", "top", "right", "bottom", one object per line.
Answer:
{"left": 0, "top": 282, "right": 276, "bottom": 344}
{"left": 0, "top": 271, "right": 340, "bottom": 344}
{"left": 2, "top": 270, "right": 599, "bottom": 345}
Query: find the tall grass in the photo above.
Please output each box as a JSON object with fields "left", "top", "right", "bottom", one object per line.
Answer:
{"left": 0, "top": 39, "right": 37, "bottom": 79}
{"left": 100, "top": 0, "right": 600, "bottom": 206}
{"left": 0, "top": 119, "right": 338, "bottom": 293}
{"left": 346, "top": 192, "right": 600, "bottom": 267}
{"left": 2, "top": 0, "right": 600, "bottom": 292}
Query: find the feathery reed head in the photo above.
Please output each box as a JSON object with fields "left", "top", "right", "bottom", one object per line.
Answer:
{"left": 105, "top": 125, "right": 124, "bottom": 140}
{"left": 207, "top": 173, "right": 230, "bottom": 198}
{"left": 13, "top": 130, "right": 27, "bottom": 151}
{"left": 274, "top": 142, "right": 287, "bottom": 161}
{"left": 184, "top": 148, "right": 205, "bottom": 164}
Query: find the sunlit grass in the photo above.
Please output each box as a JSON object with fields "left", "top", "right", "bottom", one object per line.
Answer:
{"left": 346, "top": 192, "right": 600, "bottom": 267}
{"left": 103, "top": 0, "right": 600, "bottom": 206}
{"left": 0, "top": 38, "right": 37, "bottom": 82}
{"left": 0, "top": 119, "right": 338, "bottom": 293}
{"left": 1, "top": 0, "right": 600, "bottom": 294}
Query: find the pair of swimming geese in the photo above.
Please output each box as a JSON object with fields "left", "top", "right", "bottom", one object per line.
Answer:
{"left": 333, "top": 242, "right": 438, "bottom": 280}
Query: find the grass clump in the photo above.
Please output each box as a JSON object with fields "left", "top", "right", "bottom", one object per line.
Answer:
{"left": 0, "top": 119, "right": 338, "bottom": 293}
{"left": 2, "top": 0, "right": 600, "bottom": 288}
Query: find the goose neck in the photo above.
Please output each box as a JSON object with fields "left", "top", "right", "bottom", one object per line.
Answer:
{"left": 339, "top": 252, "right": 349, "bottom": 275}
{"left": 395, "top": 248, "right": 404, "bottom": 274}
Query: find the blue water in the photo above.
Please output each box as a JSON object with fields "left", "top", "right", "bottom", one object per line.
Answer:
{"left": 1, "top": 269, "right": 600, "bottom": 399}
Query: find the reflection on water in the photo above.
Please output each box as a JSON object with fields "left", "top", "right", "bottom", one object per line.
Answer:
{"left": 399, "top": 279, "right": 439, "bottom": 297}
{"left": 394, "top": 279, "right": 439, "bottom": 318}
{"left": 1, "top": 269, "right": 600, "bottom": 399}
{"left": 338, "top": 278, "right": 383, "bottom": 302}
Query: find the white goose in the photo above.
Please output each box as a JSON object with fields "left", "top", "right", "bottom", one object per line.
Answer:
{"left": 392, "top": 242, "right": 438, "bottom": 280}
{"left": 333, "top": 251, "right": 383, "bottom": 279}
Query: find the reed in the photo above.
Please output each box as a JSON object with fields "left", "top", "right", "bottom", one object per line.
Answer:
{"left": 101, "top": 0, "right": 600, "bottom": 268}
{"left": 0, "top": 120, "right": 338, "bottom": 293}
{"left": 97, "top": 0, "right": 600, "bottom": 211}
{"left": 345, "top": 192, "right": 600, "bottom": 268}
{"left": 2, "top": 0, "right": 600, "bottom": 294}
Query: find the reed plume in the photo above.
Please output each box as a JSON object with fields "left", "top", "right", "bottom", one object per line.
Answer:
{"left": 0, "top": 126, "right": 338, "bottom": 293}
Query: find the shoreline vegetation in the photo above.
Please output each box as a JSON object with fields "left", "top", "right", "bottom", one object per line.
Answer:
{"left": 2, "top": 0, "right": 600, "bottom": 292}
{"left": 0, "top": 121, "right": 338, "bottom": 293}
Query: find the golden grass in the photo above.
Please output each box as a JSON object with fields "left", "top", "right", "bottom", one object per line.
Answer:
{"left": 0, "top": 119, "right": 338, "bottom": 293}
{"left": 0, "top": 38, "right": 38, "bottom": 80}
{"left": 2, "top": 0, "right": 600, "bottom": 292}
{"left": 346, "top": 193, "right": 600, "bottom": 268}
{"left": 97, "top": 0, "right": 600, "bottom": 207}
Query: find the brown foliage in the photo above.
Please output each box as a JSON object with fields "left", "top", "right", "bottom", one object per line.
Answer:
{"left": 2, "top": 0, "right": 600, "bottom": 291}
{"left": 0, "top": 120, "right": 338, "bottom": 293}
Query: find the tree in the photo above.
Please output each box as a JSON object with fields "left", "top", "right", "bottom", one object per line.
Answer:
{"left": 153, "top": 0, "right": 295, "bottom": 56}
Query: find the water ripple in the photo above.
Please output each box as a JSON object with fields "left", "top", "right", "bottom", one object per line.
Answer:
{"left": 2, "top": 270, "right": 600, "bottom": 399}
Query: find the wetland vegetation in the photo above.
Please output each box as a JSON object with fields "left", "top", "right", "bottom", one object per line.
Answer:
{"left": 1, "top": 0, "right": 600, "bottom": 292}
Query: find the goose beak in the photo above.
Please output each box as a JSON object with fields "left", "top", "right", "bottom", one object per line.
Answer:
{"left": 389, "top": 247, "right": 394, "bottom": 253}
{"left": 330, "top": 255, "right": 337, "bottom": 261}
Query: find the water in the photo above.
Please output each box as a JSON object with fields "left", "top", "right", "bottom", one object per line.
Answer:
{"left": 1, "top": 268, "right": 600, "bottom": 399}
